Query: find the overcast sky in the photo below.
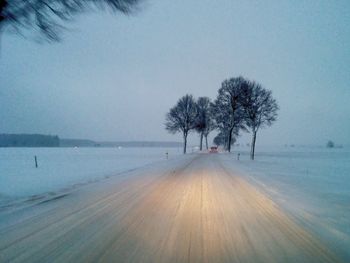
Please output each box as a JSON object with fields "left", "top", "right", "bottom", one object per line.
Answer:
{"left": 1, "top": 0, "right": 350, "bottom": 146}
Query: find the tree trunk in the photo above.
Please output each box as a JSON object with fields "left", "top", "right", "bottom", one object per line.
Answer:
{"left": 199, "top": 132, "right": 203, "bottom": 151}
{"left": 227, "top": 128, "right": 233, "bottom": 153}
{"left": 183, "top": 132, "right": 188, "bottom": 154}
{"left": 205, "top": 135, "right": 208, "bottom": 150}
{"left": 250, "top": 131, "right": 257, "bottom": 160}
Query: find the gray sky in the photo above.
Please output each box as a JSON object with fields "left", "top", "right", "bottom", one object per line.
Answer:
{"left": 1, "top": 0, "right": 350, "bottom": 146}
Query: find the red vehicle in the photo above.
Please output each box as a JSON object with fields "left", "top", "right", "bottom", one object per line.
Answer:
{"left": 209, "top": 146, "right": 218, "bottom": 153}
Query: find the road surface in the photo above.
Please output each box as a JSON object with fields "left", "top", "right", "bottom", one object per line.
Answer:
{"left": 0, "top": 154, "right": 342, "bottom": 262}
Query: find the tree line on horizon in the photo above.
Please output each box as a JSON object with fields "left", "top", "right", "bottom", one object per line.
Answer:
{"left": 0, "top": 134, "right": 59, "bottom": 147}
{"left": 165, "top": 76, "right": 279, "bottom": 160}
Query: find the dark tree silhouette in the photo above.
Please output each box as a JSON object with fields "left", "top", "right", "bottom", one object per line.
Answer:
{"left": 0, "top": 133, "right": 59, "bottom": 147}
{"left": 211, "top": 77, "right": 246, "bottom": 152}
{"left": 326, "top": 140, "right": 334, "bottom": 148}
{"left": 0, "top": 0, "right": 141, "bottom": 41}
{"left": 240, "top": 80, "right": 279, "bottom": 160}
{"left": 213, "top": 132, "right": 224, "bottom": 147}
{"left": 213, "top": 130, "right": 237, "bottom": 149}
{"left": 203, "top": 117, "right": 215, "bottom": 150}
{"left": 165, "top": 94, "right": 198, "bottom": 154}
{"left": 195, "top": 97, "right": 213, "bottom": 151}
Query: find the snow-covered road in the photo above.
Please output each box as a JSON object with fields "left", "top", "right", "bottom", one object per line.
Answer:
{"left": 0, "top": 153, "right": 344, "bottom": 262}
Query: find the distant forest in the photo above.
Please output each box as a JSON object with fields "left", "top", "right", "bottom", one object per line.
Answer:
{"left": 0, "top": 134, "right": 60, "bottom": 147}
{"left": 0, "top": 134, "right": 182, "bottom": 148}
{"left": 60, "top": 139, "right": 182, "bottom": 148}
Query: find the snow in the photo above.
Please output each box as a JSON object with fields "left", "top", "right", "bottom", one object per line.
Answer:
{"left": 221, "top": 145, "right": 350, "bottom": 260}
{"left": 0, "top": 147, "right": 181, "bottom": 201}
{"left": 0, "top": 145, "right": 349, "bottom": 259}
{"left": 225, "top": 146, "right": 350, "bottom": 203}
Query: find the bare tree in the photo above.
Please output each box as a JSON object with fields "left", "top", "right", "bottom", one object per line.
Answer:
{"left": 203, "top": 117, "right": 215, "bottom": 150}
{"left": 195, "top": 97, "right": 212, "bottom": 151}
{"left": 211, "top": 77, "right": 246, "bottom": 152}
{"left": 213, "top": 132, "right": 224, "bottom": 147}
{"left": 240, "top": 81, "right": 279, "bottom": 160}
{"left": 326, "top": 140, "right": 334, "bottom": 148}
{"left": 0, "top": 0, "right": 141, "bottom": 41}
{"left": 165, "top": 94, "right": 198, "bottom": 154}
{"left": 213, "top": 129, "right": 237, "bottom": 149}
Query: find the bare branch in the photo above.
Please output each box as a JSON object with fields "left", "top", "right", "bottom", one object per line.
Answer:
{"left": 0, "top": 0, "right": 142, "bottom": 41}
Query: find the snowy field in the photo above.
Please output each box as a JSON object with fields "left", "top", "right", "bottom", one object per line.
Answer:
{"left": 1, "top": 146, "right": 348, "bottom": 204}
{"left": 0, "top": 147, "right": 181, "bottom": 203}
{"left": 224, "top": 146, "right": 350, "bottom": 213}
{"left": 221, "top": 145, "right": 350, "bottom": 260}
{"left": 0, "top": 145, "right": 349, "bottom": 260}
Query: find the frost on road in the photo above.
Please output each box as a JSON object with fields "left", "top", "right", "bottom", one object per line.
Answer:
{"left": 0, "top": 154, "right": 342, "bottom": 263}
